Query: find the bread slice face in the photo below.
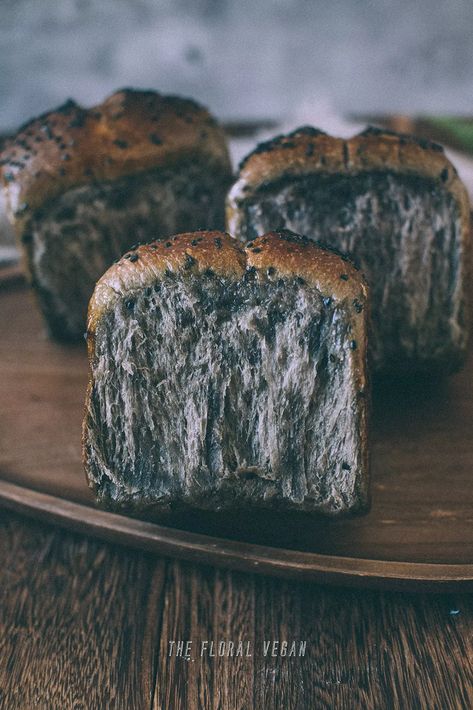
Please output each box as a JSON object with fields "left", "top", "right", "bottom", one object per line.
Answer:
{"left": 83, "top": 230, "right": 370, "bottom": 517}
{"left": 227, "top": 126, "right": 471, "bottom": 374}
{"left": 0, "top": 89, "right": 232, "bottom": 340}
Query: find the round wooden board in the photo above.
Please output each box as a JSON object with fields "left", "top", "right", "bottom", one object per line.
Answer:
{"left": 2, "top": 272, "right": 473, "bottom": 591}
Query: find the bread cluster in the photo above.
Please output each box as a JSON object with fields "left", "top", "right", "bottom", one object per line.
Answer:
{"left": 2, "top": 88, "right": 471, "bottom": 517}
{"left": 84, "top": 230, "right": 370, "bottom": 516}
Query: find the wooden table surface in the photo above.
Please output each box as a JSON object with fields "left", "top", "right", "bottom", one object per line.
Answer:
{"left": 0, "top": 511, "right": 471, "bottom": 709}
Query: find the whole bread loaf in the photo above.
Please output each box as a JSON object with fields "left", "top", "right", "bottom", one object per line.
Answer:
{"left": 0, "top": 89, "right": 232, "bottom": 340}
{"left": 83, "top": 229, "right": 370, "bottom": 517}
{"left": 227, "top": 126, "right": 471, "bottom": 374}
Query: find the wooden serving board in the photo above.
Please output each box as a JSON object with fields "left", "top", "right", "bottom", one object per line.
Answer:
{"left": 2, "top": 272, "right": 473, "bottom": 591}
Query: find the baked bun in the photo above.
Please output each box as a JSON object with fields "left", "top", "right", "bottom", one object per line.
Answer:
{"left": 1, "top": 89, "right": 232, "bottom": 340}
{"left": 83, "top": 229, "right": 370, "bottom": 517}
{"left": 227, "top": 126, "right": 471, "bottom": 374}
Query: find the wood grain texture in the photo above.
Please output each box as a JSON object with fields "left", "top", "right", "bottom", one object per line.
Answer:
{"left": 0, "top": 511, "right": 473, "bottom": 708}
{"left": 0, "top": 511, "right": 166, "bottom": 710}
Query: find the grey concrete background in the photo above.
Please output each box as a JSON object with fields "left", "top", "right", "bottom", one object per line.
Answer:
{"left": 1, "top": 0, "right": 473, "bottom": 133}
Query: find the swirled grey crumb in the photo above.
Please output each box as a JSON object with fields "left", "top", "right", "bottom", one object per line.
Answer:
{"left": 84, "top": 275, "right": 367, "bottom": 516}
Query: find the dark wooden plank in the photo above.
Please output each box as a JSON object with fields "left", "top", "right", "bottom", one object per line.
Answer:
{"left": 1, "top": 511, "right": 473, "bottom": 708}
{"left": 154, "top": 562, "right": 473, "bottom": 709}
{"left": 211, "top": 570, "right": 255, "bottom": 710}
{"left": 0, "top": 511, "right": 166, "bottom": 710}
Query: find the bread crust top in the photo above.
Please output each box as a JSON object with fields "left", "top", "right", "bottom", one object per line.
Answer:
{"left": 1, "top": 89, "right": 231, "bottom": 233}
{"left": 87, "top": 229, "right": 368, "bottom": 337}
{"left": 226, "top": 125, "right": 471, "bottom": 240}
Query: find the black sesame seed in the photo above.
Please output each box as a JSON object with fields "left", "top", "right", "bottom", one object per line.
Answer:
{"left": 214, "top": 238, "right": 222, "bottom": 248}
{"left": 149, "top": 133, "right": 162, "bottom": 145}
{"left": 68, "top": 114, "right": 86, "bottom": 129}
{"left": 164, "top": 269, "right": 173, "bottom": 278}
{"left": 61, "top": 153, "right": 70, "bottom": 161}
{"left": 267, "top": 267, "right": 276, "bottom": 276}
{"left": 125, "top": 299, "right": 135, "bottom": 310}
{"left": 323, "top": 297, "right": 332, "bottom": 307}
{"left": 191, "top": 239, "right": 198, "bottom": 246}
{"left": 349, "top": 339, "right": 357, "bottom": 350}
{"left": 129, "top": 253, "right": 139, "bottom": 262}
{"left": 113, "top": 139, "right": 128, "bottom": 149}
{"left": 3, "top": 172, "right": 14, "bottom": 182}
{"left": 252, "top": 247, "right": 262, "bottom": 254}
{"left": 296, "top": 276, "right": 305, "bottom": 285}
{"left": 184, "top": 253, "right": 197, "bottom": 269}
{"left": 305, "top": 143, "right": 314, "bottom": 157}
{"left": 165, "top": 241, "right": 172, "bottom": 247}
{"left": 440, "top": 168, "right": 449, "bottom": 183}
{"left": 340, "top": 273, "right": 349, "bottom": 281}
{"left": 342, "top": 462, "right": 351, "bottom": 471}
{"left": 204, "top": 268, "right": 214, "bottom": 277}
{"left": 329, "top": 353, "right": 336, "bottom": 363}
{"left": 353, "top": 299, "right": 363, "bottom": 313}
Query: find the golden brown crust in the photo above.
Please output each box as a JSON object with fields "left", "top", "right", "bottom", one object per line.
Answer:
{"left": 1, "top": 89, "right": 231, "bottom": 234}
{"left": 87, "top": 231, "right": 247, "bottom": 340}
{"left": 226, "top": 126, "right": 471, "bottom": 248}
{"left": 246, "top": 230, "right": 367, "bottom": 301}
{"left": 87, "top": 228, "right": 368, "bottom": 341}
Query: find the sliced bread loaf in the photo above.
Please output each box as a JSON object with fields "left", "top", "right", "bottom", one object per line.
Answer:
{"left": 83, "top": 229, "right": 370, "bottom": 516}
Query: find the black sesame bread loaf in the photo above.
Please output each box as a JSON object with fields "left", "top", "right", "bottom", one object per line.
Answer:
{"left": 0, "top": 89, "right": 232, "bottom": 340}
{"left": 227, "top": 126, "right": 471, "bottom": 374}
{"left": 83, "top": 229, "right": 370, "bottom": 517}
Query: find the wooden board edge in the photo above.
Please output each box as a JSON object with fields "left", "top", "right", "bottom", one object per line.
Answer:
{"left": 1, "top": 477, "right": 473, "bottom": 592}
